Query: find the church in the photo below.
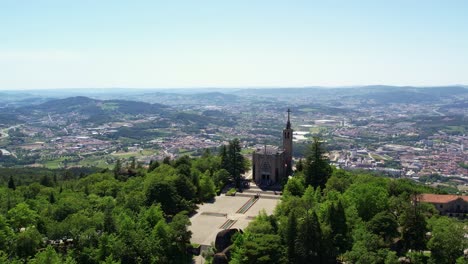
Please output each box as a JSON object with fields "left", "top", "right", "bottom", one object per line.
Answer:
{"left": 252, "top": 109, "right": 293, "bottom": 185}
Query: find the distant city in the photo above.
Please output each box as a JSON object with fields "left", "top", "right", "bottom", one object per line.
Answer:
{"left": 0, "top": 86, "right": 467, "bottom": 182}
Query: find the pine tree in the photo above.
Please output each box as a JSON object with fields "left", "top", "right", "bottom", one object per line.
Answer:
{"left": 304, "top": 137, "right": 332, "bottom": 189}
{"left": 329, "top": 200, "right": 349, "bottom": 255}
{"left": 401, "top": 195, "right": 428, "bottom": 251}
{"left": 148, "top": 160, "right": 160, "bottom": 172}
{"left": 219, "top": 139, "right": 245, "bottom": 189}
{"left": 40, "top": 175, "right": 53, "bottom": 187}
{"left": 113, "top": 159, "right": 122, "bottom": 178}
{"left": 48, "top": 192, "right": 56, "bottom": 204}
{"left": 296, "top": 158, "right": 304, "bottom": 172}
{"left": 103, "top": 208, "right": 116, "bottom": 233}
{"left": 296, "top": 210, "right": 323, "bottom": 263}
{"left": 227, "top": 139, "right": 245, "bottom": 189}
{"left": 202, "top": 148, "right": 212, "bottom": 158}
{"left": 219, "top": 145, "right": 228, "bottom": 170}
{"left": 8, "top": 175, "right": 15, "bottom": 190}
{"left": 163, "top": 156, "right": 171, "bottom": 165}
{"left": 285, "top": 211, "right": 298, "bottom": 263}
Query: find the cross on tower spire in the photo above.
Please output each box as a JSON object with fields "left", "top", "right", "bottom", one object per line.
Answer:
{"left": 286, "top": 108, "right": 291, "bottom": 129}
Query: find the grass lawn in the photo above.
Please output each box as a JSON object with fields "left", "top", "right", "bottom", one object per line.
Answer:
{"left": 370, "top": 153, "right": 390, "bottom": 161}
{"left": 42, "top": 159, "right": 64, "bottom": 169}
{"left": 445, "top": 126, "right": 466, "bottom": 134}
{"left": 309, "top": 126, "right": 327, "bottom": 135}
{"left": 112, "top": 149, "right": 157, "bottom": 159}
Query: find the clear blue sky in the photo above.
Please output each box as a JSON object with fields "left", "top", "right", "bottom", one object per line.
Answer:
{"left": 1, "top": 0, "right": 467, "bottom": 89}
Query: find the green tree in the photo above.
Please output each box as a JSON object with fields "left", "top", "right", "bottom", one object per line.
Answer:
{"left": 0, "top": 215, "right": 14, "bottom": 253}
{"left": 48, "top": 192, "right": 56, "bottom": 204}
{"left": 246, "top": 211, "right": 276, "bottom": 235}
{"left": 295, "top": 210, "right": 323, "bottom": 263}
{"left": 325, "top": 170, "right": 352, "bottom": 194}
{"left": 103, "top": 207, "right": 116, "bottom": 233}
{"left": 343, "top": 226, "right": 387, "bottom": 264}
{"left": 328, "top": 200, "right": 350, "bottom": 255}
{"left": 40, "top": 175, "right": 53, "bottom": 187}
{"left": 213, "top": 169, "right": 230, "bottom": 190}
{"left": 97, "top": 234, "right": 122, "bottom": 262}
{"left": 139, "top": 204, "right": 164, "bottom": 230}
{"left": 367, "top": 211, "right": 399, "bottom": 246}
{"left": 30, "top": 245, "right": 61, "bottom": 264}
{"left": 400, "top": 196, "right": 428, "bottom": 251}
{"left": 283, "top": 176, "right": 305, "bottom": 197}
{"left": 148, "top": 160, "right": 160, "bottom": 172}
{"left": 7, "top": 202, "right": 38, "bottom": 230}
{"left": 16, "top": 227, "right": 42, "bottom": 259}
{"left": 113, "top": 159, "right": 122, "bottom": 178}
{"left": 284, "top": 211, "right": 298, "bottom": 263}
{"left": 162, "top": 156, "right": 171, "bottom": 165}
{"left": 428, "top": 217, "right": 466, "bottom": 264}
{"left": 147, "top": 220, "right": 171, "bottom": 263}
{"left": 219, "top": 145, "right": 228, "bottom": 171}
{"left": 174, "top": 175, "right": 196, "bottom": 201}
{"left": 304, "top": 137, "right": 332, "bottom": 189}
{"left": 230, "top": 233, "right": 287, "bottom": 264}
{"left": 344, "top": 183, "right": 389, "bottom": 221}
{"left": 8, "top": 175, "right": 16, "bottom": 190}
{"left": 168, "top": 212, "right": 192, "bottom": 263}
{"left": 295, "top": 158, "right": 304, "bottom": 172}
{"left": 145, "top": 177, "right": 182, "bottom": 215}
{"left": 221, "top": 139, "right": 245, "bottom": 189}
{"left": 199, "top": 174, "right": 216, "bottom": 201}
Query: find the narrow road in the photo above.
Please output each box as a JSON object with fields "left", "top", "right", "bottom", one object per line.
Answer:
{"left": 432, "top": 108, "right": 445, "bottom": 116}
{"left": 0, "top": 124, "right": 22, "bottom": 139}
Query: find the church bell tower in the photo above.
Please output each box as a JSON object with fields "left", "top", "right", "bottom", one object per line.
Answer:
{"left": 283, "top": 108, "right": 293, "bottom": 175}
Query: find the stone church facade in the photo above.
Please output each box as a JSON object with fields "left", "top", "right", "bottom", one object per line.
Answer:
{"left": 252, "top": 109, "right": 293, "bottom": 185}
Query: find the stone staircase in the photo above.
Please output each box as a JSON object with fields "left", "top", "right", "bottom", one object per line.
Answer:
{"left": 235, "top": 184, "right": 282, "bottom": 200}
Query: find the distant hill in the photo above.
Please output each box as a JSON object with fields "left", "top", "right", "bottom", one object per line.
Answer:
{"left": 0, "top": 113, "right": 20, "bottom": 126}
{"left": 0, "top": 92, "right": 50, "bottom": 107}
{"left": 354, "top": 86, "right": 468, "bottom": 104}
{"left": 18, "top": 96, "right": 169, "bottom": 125}
{"left": 136, "top": 91, "right": 239, "bottom": 105}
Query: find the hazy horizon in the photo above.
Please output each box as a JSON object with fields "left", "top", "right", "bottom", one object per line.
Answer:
{"left": 1, "top": 84, "right": 467, "bottom": 92}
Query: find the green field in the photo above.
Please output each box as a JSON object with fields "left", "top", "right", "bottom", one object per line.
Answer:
{"left": 309, "top": 126, "right": 327, "bottom": 135}
{"left": 444, "top": 125, "right": 466, "bottom": 134}
{"left": 370, "top": 153, "right": 390, "bottom": 161}
{"left": 112, "top": 149, "right": 156, "bottom": 158}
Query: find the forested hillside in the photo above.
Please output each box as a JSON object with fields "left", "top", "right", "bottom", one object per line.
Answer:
{"left": 0, "top": 146, "right": 242, "bottom": 263}
{"left": 227, "top": 139, "right": 468, "bottom": 264}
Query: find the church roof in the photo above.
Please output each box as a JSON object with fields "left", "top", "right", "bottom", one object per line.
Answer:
{"left": 254, "top": 145, "right": 284, "bottom": 155}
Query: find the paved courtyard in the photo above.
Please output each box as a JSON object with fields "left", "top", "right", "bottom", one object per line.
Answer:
{"left": 189, "top": 184, "right": 281, "bottom": 247}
